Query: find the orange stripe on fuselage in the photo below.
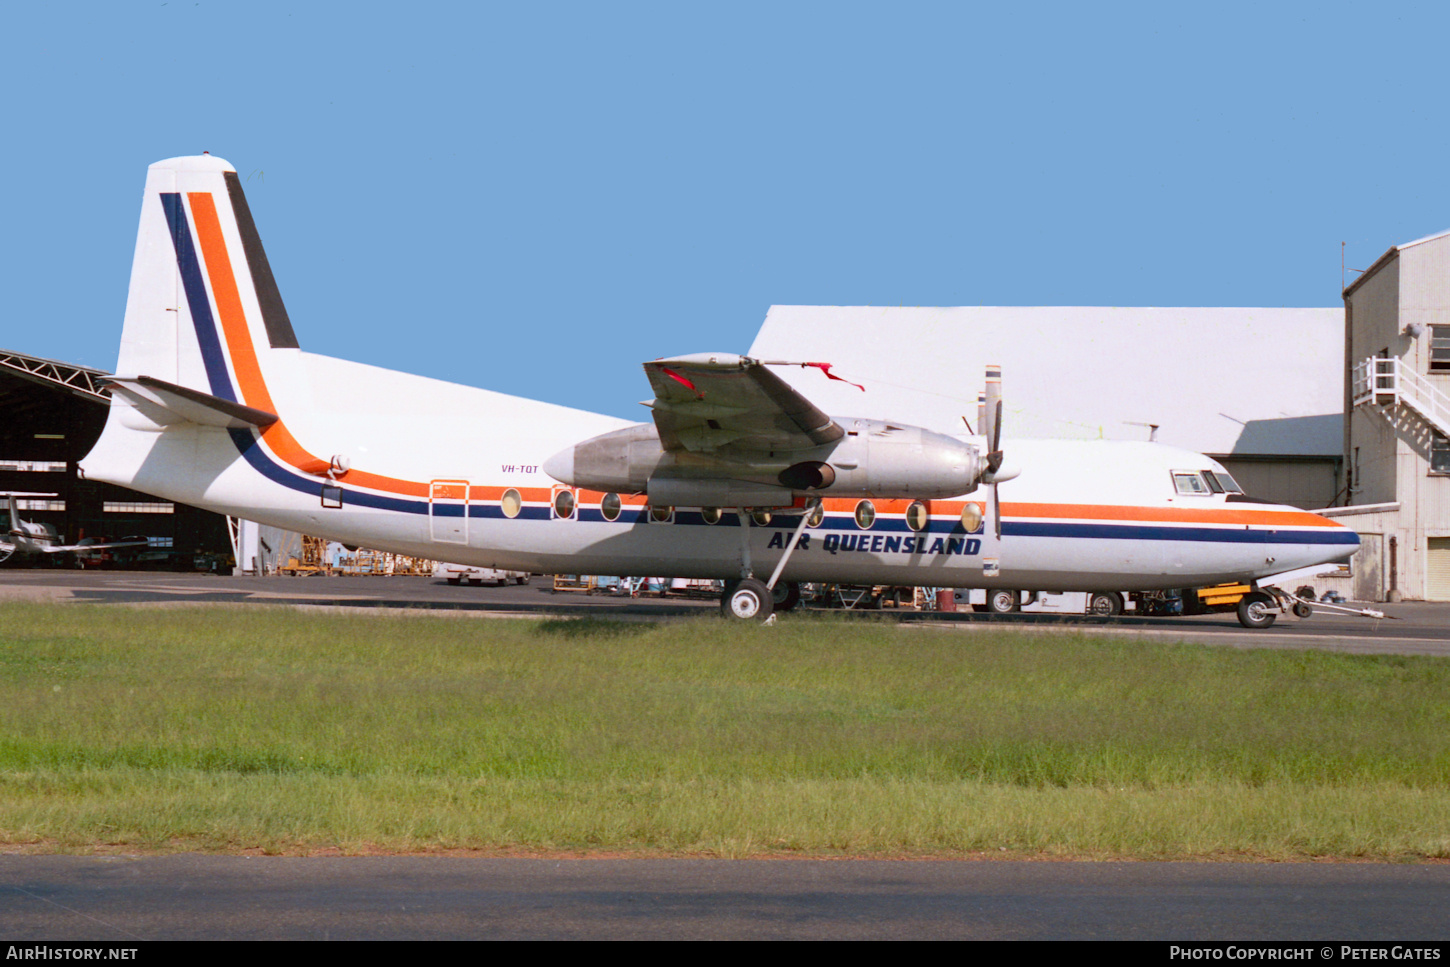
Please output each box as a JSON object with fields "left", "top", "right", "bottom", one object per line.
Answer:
{"left": 1000, "top": 501, "right": 1336, "bottom": 527}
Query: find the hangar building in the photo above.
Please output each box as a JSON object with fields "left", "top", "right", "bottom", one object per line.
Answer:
{"left": 1338, "top": 227, "right": 1450, "bottom": 601}
{"left": 0, "top": 348, "right": 230, "bottom": 566}
{"left": 750, "top": 305, "right": 1345, "bottom": 511}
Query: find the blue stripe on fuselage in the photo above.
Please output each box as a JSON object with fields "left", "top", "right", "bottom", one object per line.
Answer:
{"left": 1004, "top": 520, "right": 1358, "bottom": 545}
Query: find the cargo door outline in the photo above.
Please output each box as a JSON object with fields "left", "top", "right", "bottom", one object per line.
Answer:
{"left": 430, "top": 479, "right": 469, "bottom": 544}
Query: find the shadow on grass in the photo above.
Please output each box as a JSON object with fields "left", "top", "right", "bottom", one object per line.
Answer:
{"left": 533, "top": 618, "right": 657, "bottom": 640}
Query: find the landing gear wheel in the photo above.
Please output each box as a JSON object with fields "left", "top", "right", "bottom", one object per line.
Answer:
{"left": 1088, "top": 591, "right": 1123, "bottom": 617}
{"left": 446, "top": 577, "right": 461, "bottom": 585}
{"left": 1292, "top": 601, "right": 1312, "bottom": 619}
{"left": 771, "top": 581, "right": 802, "bottom": 612}
{"left": 722, "top": 578, "right": 774, "bottom": 622}
{"left": 1237, "top": 591, "right": 1278, "bottom": 629}
{"left": 987, "top": 589, "right": 1021, "bottom": 614}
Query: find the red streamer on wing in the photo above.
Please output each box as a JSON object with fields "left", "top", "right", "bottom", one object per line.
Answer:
{"left": 805, "top": 362, "right": 865, "bottom": 392}
{"left": 657, "top": 366, "right": 702, "bottom": 397}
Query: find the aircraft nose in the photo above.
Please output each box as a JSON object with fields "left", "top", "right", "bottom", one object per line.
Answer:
{"left": 1309, "top": 510, "right": 1359, "bottom": 561}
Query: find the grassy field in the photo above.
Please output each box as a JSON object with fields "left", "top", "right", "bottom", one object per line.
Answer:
{"left": 0, "top": 601, "right": 1447, "bottom": 859}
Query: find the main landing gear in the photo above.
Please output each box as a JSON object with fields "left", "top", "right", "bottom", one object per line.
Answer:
{"left": 721, "top": 578, "right": 774, "bottom": 622}
{"left": 719, "top": 502, "right": 816, "bottom": 622}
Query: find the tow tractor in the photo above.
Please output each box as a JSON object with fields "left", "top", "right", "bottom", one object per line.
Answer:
{"left": 1182, "top": 582, "right": 1391, "bottom": 629}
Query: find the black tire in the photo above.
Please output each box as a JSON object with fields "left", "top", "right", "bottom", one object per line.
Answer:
{"left": 771, "top": 581, "right": 802, "bottom": 612}
{"left": 446, "top": 576, "right": 461, "bottom": 585}
{"left": 516, "top": 576, "right": 530, "bottom": 586}
{"left": 469, "top": 578, "right": 483, "bottom": 587}
{"left": 1292, "top": 601, "right": 1312, "bottom": 619}
{"left": 721, "top": 578, "right": 774, "bottom": 622}
{"left": 987, "top": 589, "right": 1021, "bottom": 614}
{"left": 1237, "top": 591, "right": 1277, "bottom": 629}
{"left": 1087, "top": 591, "right": 1122, "bottom": 617}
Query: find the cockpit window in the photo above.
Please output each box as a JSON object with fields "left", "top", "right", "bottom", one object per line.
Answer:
{"left": 1204, "top": 470, "right": 1244, "bottom": 495}
{"left": 1171, "top": 471, "right": 1211, "bottom": 496}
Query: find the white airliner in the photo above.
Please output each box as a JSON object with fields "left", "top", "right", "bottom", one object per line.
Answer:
{"left": 79, "top": 155, "right": 1358, "bottom": 625}
{"left": 1, "top": 493, "right": 147, "bottom": 565}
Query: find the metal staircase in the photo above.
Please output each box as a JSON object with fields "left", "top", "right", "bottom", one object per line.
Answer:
{"left": 1352, "top": 356, "right": 1450, "bottom": 438}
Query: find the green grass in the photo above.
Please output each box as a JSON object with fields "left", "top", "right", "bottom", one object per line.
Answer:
{"left": 0, "top": 603, "right": 1447, "bottom": 859}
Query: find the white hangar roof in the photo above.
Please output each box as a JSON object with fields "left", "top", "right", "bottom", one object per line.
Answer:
{"left": 747, "top": 306, "right": 1343, "bottom": 457}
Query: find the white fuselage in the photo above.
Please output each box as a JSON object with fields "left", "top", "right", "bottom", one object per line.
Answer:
{"left": 81, "top": 350, "right": 1357, "bottom": 591}
{"left": 77, "top": 153, "right": 1360, "bottom": 592}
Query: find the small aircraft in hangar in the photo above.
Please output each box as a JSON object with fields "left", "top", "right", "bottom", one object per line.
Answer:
{"left": 79, "top": 155, "right": 1359, "bottom": 624}
{"left": 0, "top": 493, "right": 147, "bottom": 565}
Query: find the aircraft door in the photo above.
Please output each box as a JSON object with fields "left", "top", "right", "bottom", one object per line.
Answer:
{"left": 429, "top": 480, "right": 470, "bottom": 544}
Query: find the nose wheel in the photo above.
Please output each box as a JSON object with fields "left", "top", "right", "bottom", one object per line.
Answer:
{"left": 1236, "top": 591, "right": 1278, "bottom": 629}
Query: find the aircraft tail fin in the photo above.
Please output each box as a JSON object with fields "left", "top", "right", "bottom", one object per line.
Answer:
{"left": 86, "top": 155, "right": 325, "bottom": 496}
{"left": 115, "top": 154, "right": 299, "bottom": 401}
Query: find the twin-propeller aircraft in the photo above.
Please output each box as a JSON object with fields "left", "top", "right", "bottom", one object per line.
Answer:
{"left": 1, "top": 493, "right": 146, "bottom": 565}
{"left": 79, "top": 155, "right": 1358, "bottom": 624}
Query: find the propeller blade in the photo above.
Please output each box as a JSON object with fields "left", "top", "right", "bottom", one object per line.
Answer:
{"left": 992, "top": 482, "right": 1001, "bottom": 541}
{"left": 983, "top": 366, "right": 1001, "bottom": 453}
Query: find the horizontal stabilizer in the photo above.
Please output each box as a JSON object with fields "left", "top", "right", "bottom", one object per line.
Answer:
{"left": 103, "top": 376, "right": 279, "bottom": 429}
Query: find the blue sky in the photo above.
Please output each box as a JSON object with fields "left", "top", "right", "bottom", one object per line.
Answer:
{"left": 4, "top": 2, "right": 1448, "bottom": 417}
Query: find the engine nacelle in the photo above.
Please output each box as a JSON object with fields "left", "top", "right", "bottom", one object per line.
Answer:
{"left": 543, "top": 417, "right": 985, "bottom": 502}
{"left": 816, "top": 419, "right": 982, "bottom": 499}
{"left": 542, "top": 423, "right": 665, "bottom": 494}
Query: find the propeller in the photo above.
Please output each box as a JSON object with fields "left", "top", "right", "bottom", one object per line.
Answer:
{"left": 978, "top": 365, "right": 1014, "bottom": 540}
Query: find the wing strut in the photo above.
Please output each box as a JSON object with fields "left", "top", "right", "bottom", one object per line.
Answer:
{"left": 765, "top": 499, "right": 819, "bottom": 591}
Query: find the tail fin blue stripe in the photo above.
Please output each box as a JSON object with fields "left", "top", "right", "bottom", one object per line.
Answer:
{"left": 159, "top": 193, "right": 236, "bottom": 403}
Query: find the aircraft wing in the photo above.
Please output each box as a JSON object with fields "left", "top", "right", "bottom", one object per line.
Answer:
{"left": 644, "top": 354, "right": 844, "bottom": 453}
{"left": 37, "top": 538, "right": 151, "bottom": 554}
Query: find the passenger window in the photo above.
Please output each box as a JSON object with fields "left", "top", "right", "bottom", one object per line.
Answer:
{"left": 905, "top": 501, "right": 929, "bottom": 532}
{"left": 701, "top": 506, "right": 722, "bottom": 525}
{"left": 501, "top": 488, "right": 522, "bottom": 519}
{"left": 855, "top": 500, "right": 876, "bottom": 529}
{"left": 649, "top": 505, "right": 673, "bottom": 523}
{"left": 600, "top": 492, "right": 621, "bottom": 521}
{"left": 751, "top": 509, "right": 772, "bottom": 527}
{"left": 553, "top": 489, "right": 576, "bottom": 519}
